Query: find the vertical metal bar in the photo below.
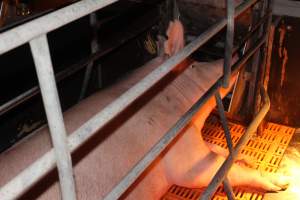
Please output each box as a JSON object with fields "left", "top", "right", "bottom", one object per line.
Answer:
{"left": 223, "top": 0, "right": 235, "bottom": 87}
{"left": 79, "top": 12, "right": 101, "bottom": 100}
{"left": 29, "top": 35, "right": 77, "bottom": 200}
{"left": 246, "top": 0, "right": 268, "bottom": 117}
{"left": 223, "top": 177, "right": 235, "bottom": 200}
{"left": 254, "top": 0, "right": 274, "bottom": 135}
{"left": 215, "top": 92, "right": 233, "bottom": 153}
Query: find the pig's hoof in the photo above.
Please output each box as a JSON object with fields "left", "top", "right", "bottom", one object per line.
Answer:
{"left": 229, "top": 164, "right": 290, "bottom": 192}
{"left": 262, "top": 172, "right": 290, "bottom": 191}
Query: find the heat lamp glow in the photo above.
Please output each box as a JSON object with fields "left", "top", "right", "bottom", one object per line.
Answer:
{"left": 265, "top": 147, "right": 300, "bottom": 200}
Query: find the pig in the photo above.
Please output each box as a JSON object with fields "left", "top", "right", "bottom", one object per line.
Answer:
{"left": 0, "top": 58, "right": 288, "bottom": 200}
{"left": 0, "top": 21, "right": 288, "bottom": 200}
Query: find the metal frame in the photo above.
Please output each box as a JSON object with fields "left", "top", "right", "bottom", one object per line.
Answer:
{"left": 0, "top": 0, "right": 272, "bottom": 199}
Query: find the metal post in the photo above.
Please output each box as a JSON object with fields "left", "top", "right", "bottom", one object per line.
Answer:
{"left": 29, "top": 35, "right": 77, "bottom": 200}
{"left": 215, "top": 91, "right": 233, "bottom": 153}
{"left": 223, "top": 0, "right": 235, "bottom": 87}
{"left": 79, "top": 12, "right": 101, "bottom": 100}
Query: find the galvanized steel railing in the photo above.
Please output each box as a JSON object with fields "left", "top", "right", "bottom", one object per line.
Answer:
{"left": 0, "top": 0, "right": 272, "bottom": 199}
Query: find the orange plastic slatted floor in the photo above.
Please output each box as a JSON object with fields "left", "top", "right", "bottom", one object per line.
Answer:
{"left": 161, "top": 115, "right": 295, "bottom": 200}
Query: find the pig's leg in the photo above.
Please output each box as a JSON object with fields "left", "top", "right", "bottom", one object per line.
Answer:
{"left": 164, "top": 74, "right": 289, "bottom": 192}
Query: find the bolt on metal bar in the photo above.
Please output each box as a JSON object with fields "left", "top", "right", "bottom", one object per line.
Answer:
{"left": 0, "top": 1, "right": 260, "bottom": 199}
{"left": 223, "top": 177, "right": 235, "bottom": 200}
{"left": 29, "top": 35, "right": 77, "bottom": 200}
{"left": 215, "top": 91, "right": 234, "bottom": 153}
{"left": 103, "top": 35, "right": 266, "bottom": 200}
{"left": 200, "top": 87, "right": 270, "bottom": 200}
{"left": 223, "top": 0, "right": 235, "bottom": 87}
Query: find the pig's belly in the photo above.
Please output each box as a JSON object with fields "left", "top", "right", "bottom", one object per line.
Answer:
{"left": 0, "top": 57, "right": 223, "bottom": 199}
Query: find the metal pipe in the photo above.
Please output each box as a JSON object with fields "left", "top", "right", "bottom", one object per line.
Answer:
{"left": 215, "top": 91, "right": 233, "bottom": 153}
{"left": 223, "top": 177, "right": 235, "bottom": 200}
{"left": 79, "top": 13, "right": 100, "bottom": 101}
{"left": 223, "top": 0, "right": 235, "bottom": 87}
{"left": 200, "top": 87, "right": 270, "bottom": 199}
{"left": 0, "top": 0, "right": 118, "bottom": 55}
{"left": 0, "top": 1, "right": 260, "bottom": 199}
{"left": 29, "top": 35, "right": 77, "bottom": 200}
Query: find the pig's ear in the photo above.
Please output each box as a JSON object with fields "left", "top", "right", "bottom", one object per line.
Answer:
{"left": 166, "top": 21, "right": 174, "bottom": 38}
{"left": 164, "top": 20, "right": 184, "bottom": 56}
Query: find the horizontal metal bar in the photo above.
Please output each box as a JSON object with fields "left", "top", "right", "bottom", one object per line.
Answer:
{"left": 29, "top": 35, "right": 76, "bottom": 200}
{"left": 0, "top": 0, "right": 118, "bottom": 55}
{"left": 200, "top": 87, "right": 270, "bottom": 199}
{"left": 103, "top": 32, "right": 265, "bottom": 200}
{"left": 0, "top": 1, "right": 260, "bottom": 199}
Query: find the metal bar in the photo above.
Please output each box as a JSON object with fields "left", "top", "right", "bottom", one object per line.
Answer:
{"left": 246, "top": 0, "right": 268, "bottom": 118}
{"left": 0, "top": 0, "right": 118, "bottom": 55}
{"left": 0, "top": 1, "right": 260, "bottom": 199}
{"left": 79, "top": 13, "right": 100, "bottom": 100}
{"left": 29, "top": 35, "right": 76, "bottom": 200}
{"left": 103, "top": 36, "right": 267, "bottom": 200}
{"left": 254, "top": 0, "right": 274, "bottom": 135}
{"left": 215, "top": 92, "right": 233, "bottom": 153}
{"left": 200, "top": 87, "right": 270, "bottom": 199}
{"left": 223, "top": 177, "right": 235, "bottom": 200}
{"left": 223, "top": 0, "right": 235, "bottom": 87}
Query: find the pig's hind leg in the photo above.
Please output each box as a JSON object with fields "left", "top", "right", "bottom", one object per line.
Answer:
{"left": 205, "top": 142, "right": 256, "bottom": 168}
{"left": 169, "top": 75, "right": 289, "bottom": 192}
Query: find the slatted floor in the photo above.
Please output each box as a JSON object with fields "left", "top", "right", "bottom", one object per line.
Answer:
{"left": 161, "top": 115, "right": 295, "bottom": 200}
